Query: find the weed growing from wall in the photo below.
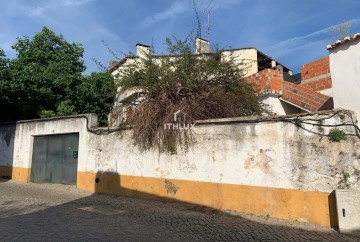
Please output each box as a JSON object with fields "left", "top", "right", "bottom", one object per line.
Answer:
{"left": 328, "top": 128, "right": 347, "bottom": 142}
{"left": 339, "top": 171, "right": 351, "bottom": 189}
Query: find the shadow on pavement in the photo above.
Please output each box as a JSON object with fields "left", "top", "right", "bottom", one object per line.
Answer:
{"left": 1, "top": 173, "right": 359, "bottom": 241}
{"left": 0, "top": 177, "right": 11, "bottom": 182}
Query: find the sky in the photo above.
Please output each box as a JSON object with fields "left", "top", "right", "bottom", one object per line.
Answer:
{"left": 1, "top": 0, "right": 359, "bottom": 75}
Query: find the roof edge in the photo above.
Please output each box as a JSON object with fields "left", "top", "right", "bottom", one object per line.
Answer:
{"left": 327, "top": 32, "right": 360, "bottom": 50}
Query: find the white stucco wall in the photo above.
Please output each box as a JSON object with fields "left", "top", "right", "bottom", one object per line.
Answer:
{"left": 2, "top": 111, "right": 359, "bottom": 193}
{"left": 260, "top": 94, "right": 287, "bottom": 115}
{"left": 329, "top": 38, "right": 360, "bottom": 119}
{"left": 221, "top": 49, "right": 258, "bottom": 76}
{"left": 259, "top": 94, "right": 304, "bottom": 115}
{"left": 0, "top": 115, "right": 97, "bottom": 170}
{"left": 319, "top": 88, "right": 333, "bottom": 97}
{"left": 84, "top": 112, "right": 359, "bottom": 193}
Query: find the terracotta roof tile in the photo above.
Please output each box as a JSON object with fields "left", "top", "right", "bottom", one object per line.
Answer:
{"left": 109, "top": 57, "right": 129, "bottom": 73}
{"left": 327, "top": 33, "right": 360, "bottom": 50}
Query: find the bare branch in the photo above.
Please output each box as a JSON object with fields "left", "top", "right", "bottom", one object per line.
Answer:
{"left": 327, "top": 21, "right": 353, "bottom": 40}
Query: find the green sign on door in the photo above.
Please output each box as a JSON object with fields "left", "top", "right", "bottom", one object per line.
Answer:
{"left": 73, "top": 151, "right": 78, "bottom": 159}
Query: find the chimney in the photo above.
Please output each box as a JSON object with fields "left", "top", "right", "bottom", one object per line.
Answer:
{"left": 271, "top": 60, "right": 276, "bottom": 68}
{"left": 275, "top": 65, "right": 284, "bottom": 72}
{"left": 136, "top": 43, "right": 150, "bottom": 58}
{"left": 195, "top": 37, "right": 210, "bottom": 54}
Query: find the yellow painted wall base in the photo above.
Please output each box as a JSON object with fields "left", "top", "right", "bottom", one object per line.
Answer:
{"left": 0, "top": 166, "right": 31, "bottom": 182}
{"left": 77, "top": 171, "right": 335, "bottom": 227}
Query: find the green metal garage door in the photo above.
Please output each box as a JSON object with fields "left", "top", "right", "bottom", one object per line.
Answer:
{"left": 31, "top": 133, "right": 79, "bottom": 184}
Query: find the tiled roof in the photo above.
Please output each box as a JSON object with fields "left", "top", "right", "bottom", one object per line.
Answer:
{"left": 109, "top": 57, "right": 129, "bottom": 73}
{"left": 327, "top": 33, "right": 360, "bottom": 50}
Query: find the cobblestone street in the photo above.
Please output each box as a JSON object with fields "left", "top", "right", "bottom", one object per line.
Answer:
{"left": 0, "top": 180, "right": 358, "bottom": 242}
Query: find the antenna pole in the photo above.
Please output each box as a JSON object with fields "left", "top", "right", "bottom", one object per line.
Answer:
{"left": 204, "top": 0, "right": 216, "bottom": 39}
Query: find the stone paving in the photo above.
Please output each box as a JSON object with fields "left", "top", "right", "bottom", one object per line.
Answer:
{"left": 0, "top": 179, "right": 358, "bottom": 242}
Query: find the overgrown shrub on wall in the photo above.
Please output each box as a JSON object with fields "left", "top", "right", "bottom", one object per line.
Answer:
{"left": 117, "top": 35, "right": 265, "bottom": 152}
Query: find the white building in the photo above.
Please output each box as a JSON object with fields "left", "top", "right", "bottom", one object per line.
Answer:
{"left": 108, "top": 38, "right": 334, "bottom": 126}
{"left": 327, "top": 33, "right": 360, "bottom": 119}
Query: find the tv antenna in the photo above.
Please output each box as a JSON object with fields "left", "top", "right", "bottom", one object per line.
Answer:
{"left": 204, "top": 0, "right": 216, "bottom": 36}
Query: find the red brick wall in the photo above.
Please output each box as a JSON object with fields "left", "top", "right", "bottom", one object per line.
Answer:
{"left": 244, "top": 69, "right": 282, "bottom": 93}
{"left": 244, "top": 67, "right": 333, "bottom": 112}
{"left": 301, "top": 78, "right": 332, "bottom": 92}
{"left": 282, "top": 82, "right": 332, "bottom": 112}
{"left": 300, "top": 56, "right": 331, "bottom": 92}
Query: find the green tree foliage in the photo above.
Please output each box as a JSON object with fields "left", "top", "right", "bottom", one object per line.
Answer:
{"left": 0, "top": 49, "right": 9, "bottom": 81}
{"left": 0, "top": 27, "right": 115, "bottom": 125}
{"left": 9, "top": 27, "right": 85, "bottom": 119}
{"left": 118, "top": 36, "right": 264, "bottom": 152}
{"left": 75, "top": 72, "right": 116, "bottom": 126}
{"left": 0, "top": 49, "right": 13, "bottom": 121}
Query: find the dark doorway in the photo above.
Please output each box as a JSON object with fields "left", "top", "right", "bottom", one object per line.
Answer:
{"left": 31, "top": 133, "right": 79, "bottom": 185}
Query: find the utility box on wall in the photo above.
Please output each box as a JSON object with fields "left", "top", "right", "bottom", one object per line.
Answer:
{"left": 335, "top": 190, "right": 360, "bottom": 234}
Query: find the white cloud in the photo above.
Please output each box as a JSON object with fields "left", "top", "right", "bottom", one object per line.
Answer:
{"left": 269, "top": 28, "right": 329, "bottom": 51}
{"left": 194, "top": 0, "right": 243, "bottom": 10}
{"left": 138, "top": 0, "right": 244, "bottom": 31}
{"left": 140, "top": 1, "right": 188, "bottom": 27}
{"left": 266, "top": 18, "right": 360, "bottom": 58}
{"left": 211, "top": 0, "right": 243, "bottom": 10}
{"left": 29, "top": 0, "right": 94, "bottom": 17}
